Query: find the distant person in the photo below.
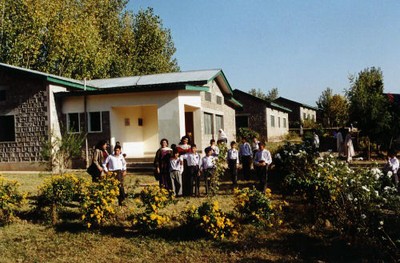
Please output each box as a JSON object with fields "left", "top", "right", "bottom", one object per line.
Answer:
{"left": 336, "top": 128, "right": 344, "bottom": 158}
{"left": 239, "top": 137, "right": 252, "bottom": 181}
{"left": 88, "top": 140, "right": 109, "bottom": 182}
{"left": 227, "top": 141, "right": 239, "bottom": 187}
{"left": 200, "top": 147, "right": 216, "bottom": 195}
{"left": 344, "top": 131, "right": 355, "bottom": 163}
{"left": 217, "top": 129, "right": 228, "bottom": 144}
{"left": 253, "top": 142, "right": 272, "bottom": 192}
{"left": 169, "top": 148, "right": 183, "bottom": 196}
{"left": 205, "top": 139, "right": 219, "bottom": 157}
{"left": 154, "top": 138, "right": 172, "bottom": 189}
{"left": 251, "top": 136, "right": 260, "bottom": 158}
{"left": 385, "top": 150, "right": 399, "bottom": 187}
{"left": 176, "top": 136, "right": 191, "bottom": 155}
{"left": 182, "top": 144, "right": 201, "bottom": 197}
{"left": 312, "top": 130, "right": 320, "bottom": 151}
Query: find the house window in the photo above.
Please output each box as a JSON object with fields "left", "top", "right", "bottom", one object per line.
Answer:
{"left": 204, "top": 113, "right": 213, "bottom": 134}
{"left": 67, "top": 113, "right": 80, "bottom": 133}
{"left": 88, "top": 112, "right": 102, "bottom": 132}
{"left": 236, "top": 115, "right": 249, "bottom": 128}
{"left": 283, "top": 118, "right": 287, "bottom": 128}
{"left": 216, "top": 115, "right": 223, "bottom": 131}
{"left": 0, "top": 86, "right": 8, "bottom": 101}
{"left": 278, "top": 117, "right": 281, "bottom": 128}
{"left": 271, "top": 115, "right": 275, "bottom": 127}
{"left": 0, "top": 115, "right": 15, "bottom": 142}
{"left": 303, "top": 113, "right": 307, "bottom": 120}
{"left": 216, "top": 96, "right": 222, "bottom": 105}
{"left": 205, "top": 92, "right": 212, "bottom": 102}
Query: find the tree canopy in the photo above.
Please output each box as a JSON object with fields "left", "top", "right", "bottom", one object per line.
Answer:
{"left": 0, "top": 1, "right": 179, "bottom": 79}
{"left": 346, "top": 67, "right": 391, "bottom": 145}
{"left": 316, "top": 87, "right": 348, "bottom": 127}
{"left": 248, "top": 87, "right": 279, "bottom": 101}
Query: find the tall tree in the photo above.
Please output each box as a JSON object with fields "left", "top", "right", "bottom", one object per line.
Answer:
{"left": 346, "top": 67, "right": 391, "bottom": 146}
{"left": 0, "top": 1, "right": 179, "bottom": 79}
{"left": 316, "top": 88, "right": 348, "bottom": 127}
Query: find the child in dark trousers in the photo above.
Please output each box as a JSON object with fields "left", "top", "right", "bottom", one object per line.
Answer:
{"left": 200, "top": 147, "right": 216, "bottom": 195}
{"left": 182, "top": 144, "right": 201, "bottom": 197}
{"left": 227, "top": 141, "right": 239, "bottom": 187}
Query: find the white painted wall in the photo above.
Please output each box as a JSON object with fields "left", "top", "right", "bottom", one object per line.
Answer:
{"left": 266, "top": 108, "right": 289, "bottom": 141}
{"left": 300, "top": 107, "right": 317, "bottom": 122}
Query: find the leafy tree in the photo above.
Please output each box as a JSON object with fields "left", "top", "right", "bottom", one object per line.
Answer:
{"left": 0, "top": 1, "right": 179, "bottom": 79}
{"left": 346, "top": 67, "right": 391, "bottom": 150}
{"left": 317, "top": 88, "right": 349, "bottom": 127}
{"left": 248, "top": 87, "right": 278, "bottom": 101}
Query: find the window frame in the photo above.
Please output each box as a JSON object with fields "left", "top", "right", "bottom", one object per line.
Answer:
{"left": 270, "top": 115, "right": 275, "bottom": 128}
{"left": 67, "top": 113, "right": 81, "bottom": 133}
{"left": 204, "top": 112, "right": 213, "bottom": 135}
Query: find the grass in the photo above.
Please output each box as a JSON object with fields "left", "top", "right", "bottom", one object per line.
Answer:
{"left": 0, "top": 171, "right": 389, "bottom": 262}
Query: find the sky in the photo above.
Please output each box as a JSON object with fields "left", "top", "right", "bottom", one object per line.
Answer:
{"left": 127, "top": 0, "right": 400, "bottom": 106}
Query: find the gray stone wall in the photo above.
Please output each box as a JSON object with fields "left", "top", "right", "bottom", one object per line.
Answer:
{"left": 0, "top": 70, "right": 48, "bottom": 169}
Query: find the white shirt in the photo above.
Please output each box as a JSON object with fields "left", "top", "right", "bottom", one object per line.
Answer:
{"left": 182, "top": 152, "right": 201, "bottom": 167}
{"left": 254, "top": 149, "right": 272, "bottom": 166}
{"left": 388, "top": 157, "right": 399, "bottom": 174}
{"left": 169, "top": 157, "right": 183, "bottom": 172}
{"left": 103, "top": 154, "right": 126, "bottom": 172}
{"left": 227, "top": 148, "right": 239, "bottom": 164}
{"left": 201, "top": 155, "right": 215, "bottom": 170}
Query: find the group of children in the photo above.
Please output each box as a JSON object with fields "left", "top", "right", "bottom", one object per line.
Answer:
{"left": 154, "top": 136, "right": 273, "bottom": 197}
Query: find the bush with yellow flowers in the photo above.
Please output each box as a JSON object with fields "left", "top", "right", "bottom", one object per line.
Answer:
{"left": 0, "top": 175, "right": 26, "bottom": 225}
{"left": 130, "top": 185, "right": 175, "bottom": 231}
{"left": 183, "top": 200, "right": 238, "bottom": 240}
{"left": 36, "top": 174, "right": 84, "bottom": 225}
{"left": 233, "top": 187, "right": 284, "bottom": 228}
{"left": 80, "top": 173, "right": 120, "bottom": 229}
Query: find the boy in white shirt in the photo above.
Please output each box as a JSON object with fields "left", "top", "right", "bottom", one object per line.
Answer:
{"left": 253, "top": 142, "right": 272, "bottom": 193}
{"left": 227, "top": 141, "right": 239, "bottom": 187}
{"left": 169, "top": 148, "right": 183, "bottom": 196}
{"left": 386, "top": 150, "right": 399, "bottom": 187}
{"left": 182, "top": 144, "right": 201, "bottom": 197}
{"left": 102, "top": 145, "right": 127, "bottom": 206}
{"left": 200, "top": 147, "right": 216, "bottom": 195}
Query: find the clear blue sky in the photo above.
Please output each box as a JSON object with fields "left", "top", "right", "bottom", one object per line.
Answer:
{"left": 127, "top": 0, "right": 400, "bottom": 106}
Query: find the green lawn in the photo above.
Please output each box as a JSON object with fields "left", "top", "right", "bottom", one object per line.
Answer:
{"left": 0, "top": 171, "right": 384, "bottom": 262}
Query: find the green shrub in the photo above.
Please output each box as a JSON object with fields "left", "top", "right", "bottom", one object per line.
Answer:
{"left": 0, "top": 176, "right": 26, "bottom": 225}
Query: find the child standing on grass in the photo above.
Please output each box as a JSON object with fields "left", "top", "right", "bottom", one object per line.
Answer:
{"left": 102, "top": 145, "right": 127, "bottom": 206}
{"left": 182, "top": 144, "right": 201, "bottom": 197}
{"left": 200, "top": 147, "right": 216, "bottom": 195}
{"left": 227, "top": 141, "right": 239, "bottom": 187}
{"left": 253, "top": 142, "right": 272, "bottom": 193}
{"left": 169, "top": 148, "right": 183, "bottom": 196}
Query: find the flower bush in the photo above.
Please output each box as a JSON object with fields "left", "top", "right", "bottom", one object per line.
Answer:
{"left": 130, "top": 185, "right": 175, "bottom": 231}
{"left": 36, "top": 174, "right": 84, "bottom": 224}
{"left": 284, "top": 152, "right": 400, "bottom": 257}
{"left": 0, "top": 175, "right": 26, "bottom": 224}
{"left": 80, "top": 173, "right": 120, "bottom": 229}
{"left": 183, "top": 200, "right": 238, "bottom": 240}
{"left": 233, "top": 187, "right": 284, "bottom": 227}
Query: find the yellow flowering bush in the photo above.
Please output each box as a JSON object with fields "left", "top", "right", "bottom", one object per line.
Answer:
{"left": 183, "top": 200, "right": 238, "bottom": 240}
{"left": 80, "top": 173, "right": 120, "bottom": 229}
{"left": 36, "top": 174, "right": 84, "bottom": 225}
{"left": 233, "top": 187, "right": 284, "bottom": 227}
{"left": 130, "top": 185, "right": 175, "bottom": 231}
{"left": 0, "top": 176, "right": 26, "bottom": 225}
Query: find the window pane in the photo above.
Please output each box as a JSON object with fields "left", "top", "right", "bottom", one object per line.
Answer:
{"left": 0, "top": 115, "right": 15, "bottom": 141}
{"left": 89, "top": 112, "right": 101, "bottom": 132}
{"left": 68, "top": 113, "right": 80, "bottom": 133}
{"left": 205, "top": 92, "right": 212, "bottom": 102}
{"left": 271, "top": 115, "right": 275, "bottom": 127}
{"left": 216, "top": 115, "right": 223, "bottom": 131}
{"left": 204, "top": 113, "right": 213, "bottom": 134}
{"left": 216, "top": 96, "right": 222, "bottom": 105}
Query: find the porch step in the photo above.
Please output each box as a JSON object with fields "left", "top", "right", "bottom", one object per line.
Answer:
{"left": 125, "top": 157, "right": 154, "bottom": 172}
